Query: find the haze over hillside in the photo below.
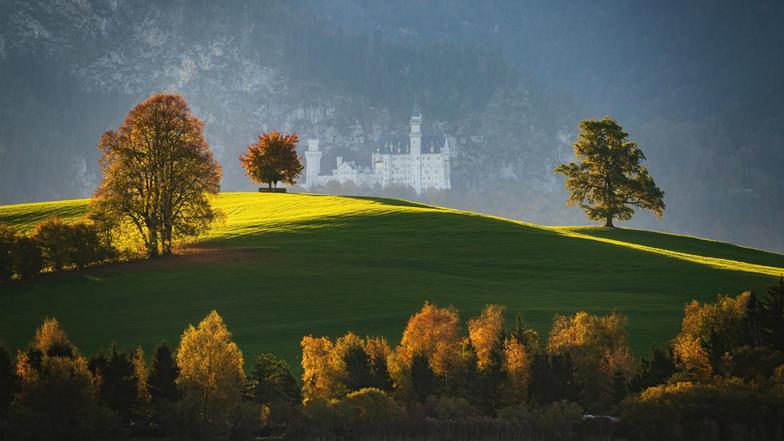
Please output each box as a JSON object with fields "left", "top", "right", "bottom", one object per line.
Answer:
{"left": 0, "top": 0, "right": 782, "bottom": 251}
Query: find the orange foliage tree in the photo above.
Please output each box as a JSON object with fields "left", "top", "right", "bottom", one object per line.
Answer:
{"left": 92, "top": 93, "right": 221, "bottom": 257}
{"left": 239, "top": 131, "right": 303, "bottom": 189}
{"left": 547, "top": 311, "right": 634, "bottom": 405}
{"left": 300, "top": 335, "right": 346, "bottom": 401}
{"left": 468, "top": 305, "right": 505, "bottom": 371}
{"left": 672, "top": 292, "right": 752, "bottom": 379}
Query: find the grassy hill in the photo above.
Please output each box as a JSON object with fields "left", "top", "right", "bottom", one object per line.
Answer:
{"left": 1, "top": 192, "right": 782, "bottom": 371}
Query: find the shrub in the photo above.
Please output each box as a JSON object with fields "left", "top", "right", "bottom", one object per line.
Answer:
{"left": 0, "top": 224, "right": 16, "bottom": 282}
{"left": 33, "top": 218, "right": 71, "bottom": 271}
{"left": 620, "top": 381, "right": 784, "bottom": 441}
{"left": 13, "top": 236, "right": 44, "bottom": 279}
{"left": 344, "top": 387, "right": 405, "bottom": 425}
{"left": 33, "top": 218, "right": 110, "bottom": 271}
{"left": 498, "top": 400, "right": 584, "bottom": 441}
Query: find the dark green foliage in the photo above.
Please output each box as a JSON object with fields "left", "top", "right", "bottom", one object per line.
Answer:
{"left": 610, "top": 370, "right": 627, "bottom": 407}
{"left": 730, "top": 346, "right": 784, "bottom": 382}
{"left": 249, "top": 353, "right": 299, "bottom": 405}
{"left": 13, "top": 237, "right": 43, "bottom": 279}
{"left": 620, "top": 382, "right": 784, "bottom": 441}
{"left": 342, "top": 346, "right": 375, "bottom": 393}
{"left": 89, "top": 346, "right": 138, "bottom": 422}
{"left": 528, "top": 353, "right": 579, "bottom": 405}
{"left": 475, "top": 336, "right": 507, "bottom": 414}
{"left": 497, "top": 400, "right": 585, "bottom": 441}
{"left": 555, "top": 117, "right": 665, "bottom": 227}
{"left": 148, "top": 342, "right": 179, "bottom": 405}
{"left": 368, "top": 353, "right": 393, "bottom": 393}
{"left": 6, "top": 331, "right": 119, "bottom": 440}
{"left": 0, "top": 346, "right": 15, "bottom": 418}
{"left": 761, "top": 277, "right": 784, "bottom": 351}
{"left": 32, "top": 218, "right": 71, "bottom": 270}
{"left": 704, "top": 329, "right": 732, "bottom": 376}
{"left": 0, "top": 224, "right": 14, "bottom": 282}
{"left": 410, "top": 353, "right": 439, "bottom": 403}
{"left": 743, "top": 290, "right": 764, "bottom": 347}
{"left": 629, "top": 345, "right": 676, "bottom": 393}
{"left": 32, "top": 218, "right": 109, "bottom": 271}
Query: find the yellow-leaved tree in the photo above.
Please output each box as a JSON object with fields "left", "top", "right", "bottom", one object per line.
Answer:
{"left": 672, "top": 292, "right": 752, "bottom": 380}
{"left": 301, "top": 336, "right": 346, "bottom": 401}
{"left": 175, "top": 310, "right": 246, "bottom": 438}
{"left": 547, "top": 311, "right": 633, "bottom": 407}
{"left": 468, "top": 305, "right": 505, "bottom": 371}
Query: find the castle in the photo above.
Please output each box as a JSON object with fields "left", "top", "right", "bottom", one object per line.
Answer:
{"left": 302, "top": 105, "right": 451, "bottom": 194}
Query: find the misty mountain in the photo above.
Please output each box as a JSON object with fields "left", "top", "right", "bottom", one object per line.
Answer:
{"left": 0, "top": 0, "right": 782, "bottom": 251}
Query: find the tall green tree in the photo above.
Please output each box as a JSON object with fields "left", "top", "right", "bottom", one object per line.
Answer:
{"left": 555, "top": 117, "right": 664, "bottom": 227}
{"left": 249, "top": 354, "right": 300, "bottom": 406}
{"left": 0, "top": 345, "right": 15, "bottom": 417}
{"left": 761, "top": 277, "right": 784, "bottom": 351}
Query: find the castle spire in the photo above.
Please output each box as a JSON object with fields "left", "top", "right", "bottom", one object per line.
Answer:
{"left": 412, "top": 99, "right": 422, "bottom": 119}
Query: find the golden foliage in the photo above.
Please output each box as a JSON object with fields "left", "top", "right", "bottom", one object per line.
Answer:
{"left": 132, "top": 347, "right": 151, "bottom": 407}
{"left": 33, "top": 317, "right": 74, "bottom": 355}
{"left": 672, "top": 292, "right": 751, "bottom": 379}
{"left": 503, "top": 336, "right": 529, "bottom": 400}
{"left": 468, "top": 304, "right": 505, "bottom": 371}
{"left": 397, "top": 302, "right": 462, "bottom": 376}
{"left": 301, "top": 335, "right": 346, "bottom": 400}
{"left": 92, "top": 93, "right": 222, "bottom": 257}
{"left": 176, "top": 310, "right": 245, "bottom": 429}
{"left": 547, "top": 311, "right": 634, "bottom": 379}
{"left": 364, "top": 336, "right": 392, "bottom": 373}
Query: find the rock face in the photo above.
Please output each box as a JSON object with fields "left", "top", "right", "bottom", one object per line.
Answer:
{"left": 1, "top": 0, "right": 782, "bottom": 251}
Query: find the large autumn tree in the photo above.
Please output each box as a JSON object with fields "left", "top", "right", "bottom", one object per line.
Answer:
{"left": 239, "top": 131, "right": 303, "bottom": 189}
{"left": 91, "top": 93, "right": 222, "bottom": 257}
{"left": 555, "top": 117, "right": 664, "bottom": 227}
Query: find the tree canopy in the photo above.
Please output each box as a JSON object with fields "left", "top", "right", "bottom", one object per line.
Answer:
{"left": 239, "top": 131, "right": 303, "bottom": 189}
{"left": 92, "top": 93, "right": 222, "bottom": 257}
{"left": 555, "top": 117, "right": 664, "bottom": 227}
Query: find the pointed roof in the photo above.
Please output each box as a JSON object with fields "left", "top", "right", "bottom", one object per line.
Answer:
{"left": 411, "top": 100, "right": 422, "bottom": 119}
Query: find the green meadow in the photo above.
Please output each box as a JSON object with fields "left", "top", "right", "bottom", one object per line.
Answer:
{"left": 1, "top": 192, "right": 782, "bottom": 371}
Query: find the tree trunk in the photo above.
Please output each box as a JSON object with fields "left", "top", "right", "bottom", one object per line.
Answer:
{"left": 147, "top": 228, "right": 159, "bottom": 258}
{"left": 605, "top": 215, "right": 614, "bottom": 228}
{"left": 268, "top": 181, "right": 272, "bottom": 189}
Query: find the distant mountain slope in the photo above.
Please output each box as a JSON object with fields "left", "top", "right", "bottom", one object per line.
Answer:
{"left": 3, "top": 0, "right": 781, "bottom": 252}
{"left": 0, "top": 193, "right": 780, "bottom": 370}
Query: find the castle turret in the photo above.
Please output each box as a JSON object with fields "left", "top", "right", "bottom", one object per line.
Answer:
{"left": 409, "top": 103, "right": 422, "bottom": 156}
{"left": 304, "top": 138, "right": 322, "bottom": 188}
{"left": 410, "top": 103, "right": 423, "bottom": 193}
{"left": 442, "top": 136, "right": 451, "bottom": 190}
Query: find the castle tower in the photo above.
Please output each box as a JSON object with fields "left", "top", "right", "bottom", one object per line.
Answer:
{"left": 304, "top": 138, "right": 322, "bottom": 188}
{"left": 409, "top": 103, "right": 423, "bottom": 193}
{"left": 409, "top": 102, "right": 422, "bottom": 156}
{"left": 442, "top": 136, "right": 451, "bottom": 190}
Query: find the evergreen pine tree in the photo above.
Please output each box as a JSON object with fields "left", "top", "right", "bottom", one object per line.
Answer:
{"left": 148, "top": 342, "right": 179, "bottom": 405}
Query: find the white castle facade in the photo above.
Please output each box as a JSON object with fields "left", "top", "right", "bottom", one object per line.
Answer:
{"left": 302, "top": 106, "right": 451, "bottom": 194}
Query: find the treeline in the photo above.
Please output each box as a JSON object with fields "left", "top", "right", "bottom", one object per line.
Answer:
{"left": 0, "top": 219, "right": 115, "bottom": 282}
{"left": 1, "top": 279, "right": 783, "bottom": 440}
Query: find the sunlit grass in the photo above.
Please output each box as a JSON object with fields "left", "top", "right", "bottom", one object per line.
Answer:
{"left": 0, "top": 192, "right": 781, "bottom": 372}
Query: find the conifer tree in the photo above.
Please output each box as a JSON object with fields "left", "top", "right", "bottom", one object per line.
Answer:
{"left": 555, "top": 117, "right": 664, "bottom": 227}
{"left": 148, "top": 341, "right": 179, "bottom": 405}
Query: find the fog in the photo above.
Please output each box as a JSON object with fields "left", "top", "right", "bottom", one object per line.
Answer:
{"left": 1, "top": 0, "right": 782, "bottom": 251}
